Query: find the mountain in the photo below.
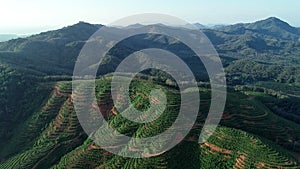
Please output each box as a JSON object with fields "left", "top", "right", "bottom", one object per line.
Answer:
{"left": 0, "top": 21, "right": 101, "bottom": 75}
{"left": 0, "top": 17, "right": 300, "bottom": 168}
{"left": 0, "top": 23, "right": 210, "bottom": 81}
{"left": 247, "top": 17, "right": 300, "bottom": 36}
{"left": 1, "top": 17, "right": 300, "bottom": 77}
{"left": 193, "top": 23, "right": 207, "bottom": 29}
{"left": 193, "top": 23, "right": 228, "bottom": 30}
{"left": 123, "top": 23, "right": 146, "bottom": 29}
{"left": 201, "top": 17, "right": 300, "bottom": 65}
{"left": 0, "top": 21, "right": 101, "bottom": 52}
{"left": 217, "top": 17, "right": 300, "bottom": 40}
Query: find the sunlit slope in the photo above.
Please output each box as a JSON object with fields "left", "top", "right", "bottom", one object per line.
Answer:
{"left": 0, "top": 76, "right": 299, "bottom": 168}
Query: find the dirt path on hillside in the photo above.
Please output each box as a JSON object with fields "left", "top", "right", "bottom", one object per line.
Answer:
{"left": 233, "top": 154, "right": 246, "bottom": 169}
{"left": 204, "top": 142, "right": 232, "bottom": 154}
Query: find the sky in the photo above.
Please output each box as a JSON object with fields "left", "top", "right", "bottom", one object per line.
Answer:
{"left": 1, "top": 0, "right": 299, "bottom": 34}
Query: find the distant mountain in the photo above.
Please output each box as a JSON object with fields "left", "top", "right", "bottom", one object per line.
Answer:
{"left": 193, "top": 23, "right": 207, "bottom": 29}
{"left": 0, "top": 17, "right": 300, "bottom": 78}
{"left": 0, "top": 21, "right": 101, "bottom": 50}
{"left": 209, "top": 24, "right": 227, "bottom": 29}
{"left": 123, "top": 23, "right": 145, "bottom": 29}
{"left": 193, "top": 23, "right": 227, "bottom": 30}
{"left": 0, "top": 22, "right": 101, "bottom": 75}
{"left": 247, "top": 17, "right": 299, "bottom": 32}
{"left": 0, "top": 22, "right": 207, "bottom": 77}
{"left": 217, "top": 17, "right": 300, "bottom": 40}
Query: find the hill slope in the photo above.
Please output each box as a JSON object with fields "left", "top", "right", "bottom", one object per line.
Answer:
{"left": 0, "top": 76, "right": 299, "bottom": 168}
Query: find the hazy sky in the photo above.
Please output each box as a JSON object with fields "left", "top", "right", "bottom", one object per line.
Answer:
{"left": 1, "top": 0, "right": 299, "bottom": 34}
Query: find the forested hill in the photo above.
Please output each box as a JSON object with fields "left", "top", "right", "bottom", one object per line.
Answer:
{"left": 203, "top": 17, "right": 300, "bottom": 65}
{"left": 216, "top": 17, "right": 300, "bottom": 40}
{"left": 0, "top": 22, "right": 101, "bottom": 75}
{"left": 1, "top": 17, "right": 300, "bottom": 77}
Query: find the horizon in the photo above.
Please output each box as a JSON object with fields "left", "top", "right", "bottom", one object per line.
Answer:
{"left": 0, "top": 16, "right": 297, "bottom": 36}
{"left": 1, "top": 0, "right": 300, "bottom": 34}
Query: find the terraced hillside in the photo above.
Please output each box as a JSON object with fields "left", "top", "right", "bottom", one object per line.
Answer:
{"left": 200, "top": 127, "right": 298, "bottom": 168}
{"left": 0, "top": 81, "right": 86, "bottom": 168}
{"left": 0, "top": 75, "right": 299, "bottom": 168}
{"left": 221, "top": 92, "right": 300, "bottom": 151}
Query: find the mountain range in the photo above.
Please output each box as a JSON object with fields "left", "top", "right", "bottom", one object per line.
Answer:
{"left": 0, "top": 17, "right": 300, "bottom": 168}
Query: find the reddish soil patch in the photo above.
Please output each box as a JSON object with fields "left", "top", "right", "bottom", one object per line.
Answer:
{"left": 234, "top": 155, "right": 246, "bottom": 169}
{"left": 256, "top": 162, "right": 272, "bottom": 169}
{"left": 54, "top": 86, "right": 71, "bottom": 97}
{"left": 217, "top": 135, "right": 226, "bottom": 140}
{"left": 204, "top": 142, "right": 232, "bottom": 155}
{"left": 111, "top": 107, "right": 118, "bottom": 116}
{"left": 98, "top": 102, "right": 114, "bottom": 120}
{"left": 150, "top": 96, "right": 160, "bottom": 105}
{"left": 88, "top": 144, "right": 102, "bottom": 150}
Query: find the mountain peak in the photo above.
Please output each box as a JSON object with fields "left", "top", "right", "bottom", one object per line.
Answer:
{"left": 250, "top": 17, "right": 294, "bottom": 28}
{"left": 215, "top": 16, "right": 300, "bottom": 40}
{"left": 264, "top": 17, "right": 283, "bottom": 22}
{"left": 255, "top": 17, "right": 289, "bottom": 26}
{"left": 193, "top": 23, "right": 207, "bottom": 29}
{"left": 72, "top": 21, "right": 98, "bottom": 27}
{"left": 247, "top": 16, "right": 299, "bottom": 36}
{"left": 64, "top": 21, "right": 101, "bottom": 30}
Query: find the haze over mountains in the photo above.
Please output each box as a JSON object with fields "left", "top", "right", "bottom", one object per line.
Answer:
{"left": 0, "top": 34, "right": 20, "bottom": 42}
{"left": 3, "top": 17, "right": 299, "bottom": 42}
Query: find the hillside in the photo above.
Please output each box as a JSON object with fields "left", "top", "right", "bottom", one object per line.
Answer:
{"left": 0, "top": 76, "right": 299, "bottom": 168}
{"left": 0, "top": 17, "right": 300, "bottom": 168}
